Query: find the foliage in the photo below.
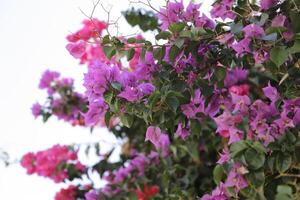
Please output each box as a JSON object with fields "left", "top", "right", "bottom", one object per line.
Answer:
{"left": 22, "top": 0, "right": 300, "bottom": 199}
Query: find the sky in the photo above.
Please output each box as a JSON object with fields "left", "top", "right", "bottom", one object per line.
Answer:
{"left": 0, "top": 0, "right": 213, "bottom": 199}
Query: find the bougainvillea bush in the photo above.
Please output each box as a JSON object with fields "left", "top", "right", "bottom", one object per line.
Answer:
{"left": 22, "top": 0, "right": 300, "bottom": 199}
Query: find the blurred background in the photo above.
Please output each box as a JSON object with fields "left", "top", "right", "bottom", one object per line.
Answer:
{"left": 0, "top": 0, "right": 212, "bottom": 199}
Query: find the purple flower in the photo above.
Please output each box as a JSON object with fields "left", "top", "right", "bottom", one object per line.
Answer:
{"left": 293, "top": 108, "right": 300, "bottom": 125}
{"left": 145, "top": 126, "right": 170, "bottom": 157}
{"left": 118, "top": 86, "right": 142, "bottom": 102}
{"left": 85, "top": 190, "right": 99, "bottom": 200}
{"left": 210, "top": 0, "right": 236, "bottom": 20}
{"left": 137, "top": 83, "right": 155, "bottom": 95}
{"left": 195, "top": 14, "right": 215, "bottom": 29}
{"left": 39, "top": 70, "right": 60, "bottom": 94}
{"left": 224, "top": 68, "right": 248, "bottom": 87}
{"left": 243, "top": 24, "right": 265, "bottom": 38}
{"left": 253, "top": 49, "right": 269, "bottom": 65}
{"left": 175, "top": 123, "right": 190, "bottom": 140}
{"left": 272, "top": 15, "right": 287, "bottom": 27}
{"left": 260, "top": 0, "right": 279, "bottom": 10}
{"left": 31, "top": 103, "right": 42, "bottom": 118}
{"left": 232, "top": 38, "right": 251, "bottom": 56}
{"left": 84, "top": 99, "right": 108, "bottom": 125}
{"left": 274, "top": 112, "right": 294, "bottom": 134}
{"left": 231, "top": 93, "right": 251, "bottom": 114}
{"left": 217, "top": 149, "right": 230, "bottom": 165}
{"left": 158, "top": 0, "right": 184, "bottom": 30}
{"left": 262, "top": 82, "right": 280, "bottom": 102}
{"left": 224, "top": 163, "right": 248, "bottom": 193}
{"left": 183, "top": 2, "right": 201, "bottom": 21}
{"left": 201, "top": 182, "right": 229, "bottom": 200}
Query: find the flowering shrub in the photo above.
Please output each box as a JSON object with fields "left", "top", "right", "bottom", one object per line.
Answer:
{"left": 21, "top": 0, "right": 300, "bottom": 199}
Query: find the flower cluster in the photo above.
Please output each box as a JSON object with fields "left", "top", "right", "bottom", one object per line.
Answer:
{"left": 24, "top": 0, "right": 300, "bottom": 199}
{"left": 32, "top": 70, "right": 87, "bottom": 126}
{"left": 21, "top": 145, "right": 85, "bottom": 183}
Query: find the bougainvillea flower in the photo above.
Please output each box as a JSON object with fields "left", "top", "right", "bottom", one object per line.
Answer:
{"left": 262, "top": 82, "right": 280, "bottom": 102}
{"left": 135, "top": 184, "right": 160, "bottom": 200}
{"left": 260, "top": 0, "right": 279, "bottom": 10}
{"left": 242, "top": 24, "right": 265, "bottom": 38}
{"left": 175, "top": 123, "right": 190, "bottom": 140}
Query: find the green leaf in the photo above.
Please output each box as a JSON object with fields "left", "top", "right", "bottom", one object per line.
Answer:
{"left": 169, "top": 22, "right": 185, "bottom": 33}
{"left": 153, "top": 46, "right": 166, "bottom": 61}
{"left": 179, "top": 30, "right": 192, "bottom": 38}
{"left": 270, "top": 47, "right": 288, "bottom": 67}
{"left": 126, "top": 48, "right": 135, "bottom": 61}
{"left": 104, "top": 112, "right": 111, "bottom": 127}
{"left": 230, "top": 22, "right": 243, "bottom": 34}
{"left": 120, "top": 113, "right": 134, "bottom": 128}
{"left": 277, "top": 185, "right": 293, "bottom": 195}
{"left": 165, "top": 95, "right": 179, "bottom": 112}
{"left": 213, "top": 165, "right": 225, "bottom": 185}
{"left": 246, "top": 171, "right": 265, "bottom": 188}
{"left": 155, "top": 31, "right": 171, "bottom": 40}
{"left": 276, "top": 153, "right": 292, "bottom": 173}
{"left": 102, "top": 35, "right": 110, "bottom": 45}
{"left": 169, "top": 45, "right": 181, "bottom": 63}
{"left": 244, "top": 148, "right": 265, "bottom": 170}
{"left": 230, "top": 140, "right": 248, "bottom": 158}
{"left": 174, "top": 38, "right": 185, "bottom": 48}
{"left": 102, "top": 46, "right": 116, "bottom": 59}
{"left": 275, "top": 185, "right": 293, "bottom": 200}
{"left": 289, "top": 40, "right": 300, "bottom": 54}
{"left": 111, "top": 82, "right": 122, "bottom": 91}
{"left": 290, "top": 10, "right": 300, "bottom": 33}
{"left": 128, "top": 192, "right": 138, "bottom": 200}
{"left": 127, "top": 37, "right": 137, "bottom": 44}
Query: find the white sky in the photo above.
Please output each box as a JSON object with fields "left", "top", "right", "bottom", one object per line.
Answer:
{"left": 0, "top": 0, "right": 213, "bottom": 199}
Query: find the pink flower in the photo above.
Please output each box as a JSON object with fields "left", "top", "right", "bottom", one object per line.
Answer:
{"left": 262, "top": 82, "right": 280, "bottom": 102}
{"left": 217, "top": 149, "right": 231, "bottom": 165}
{"left": 272, "top": 15, "right": 287, "bottom": 27}
{"left": 145, "top": 126, "right": 170, "bottom": 156}
{"left": 175, "top": 123, "right": 190, "bottom": 140}
{"left": 232, "top": 38, "right": 251, "bottom": 56}
{"left": 31, "top": 103, "right": 42, "bottom": 118}
{"left": 224, "top": 163, "right": 248, "bottom": 193}
{"left": 260, "top": 0, "right": 279, "bottom": 10}
{"left": 66, "top": 42, "right": 86, "bottom": 59}
{"left": 243, "top": 24, "right": 265, "bottom": 38}
{"left": 55, "top": 185, "right": 77, "bottom": 200}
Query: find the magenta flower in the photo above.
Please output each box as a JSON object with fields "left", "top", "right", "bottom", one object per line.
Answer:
{"left": 66, "top": 42, "right": 86, "bottom": 59}
{"left": 254, "top": 49, "right": 269, "bottom": 65}
{"left": 272, "top": 15, "right": 287, "bottom": 27}
{"left": 137, "top": 83, "right": 155, "bottom": 95}
{"left": 158, "top": 0, "right": 184, "bottom": 30}
{"left": 85, "top": 190, "right": 98, "bottom": 200}
{"left": 260, "top": 0, "right": 279, "bottom": 10}
{"left": 201, "top": 182, "right": 229, "bottom": 200}
{"left": 224, "top": 163, "right": 248, "bottom": 193}
{"left": 210, "top": 0, "right": 236, "bottom": 20}
{"left": 243, "top": 24, "right": 265, "bottom": 38}
{"left": 145, "top": 126, "right": 170, "bottom": 156}
{"left": 262, "top": 82, "right": 280, "bottom": 102}
{"left": 31, "top": 103, "right": 42, "bottom": 118}
{"left": 183, "top": 2, "right": 201, "bottom": 22}
{"left": 232, "top": 38, "right": 251, "bottom": 56}
{"left": 224, "top": 68, "right": 248, "bottom": 87}
{"left": 217, "top": 149, "right": 231, "bottom": 165}
{"left": 175, "top": 123, "right": 190, "bottom": 140}
{"left": 118, "top": 86, "right": 142, "bottom": 102}
{"left": 84, "top": 99, "right": 108, "bottom": 125}
{"left": 39, "top": 70, "right": 60, "bottom": 94}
